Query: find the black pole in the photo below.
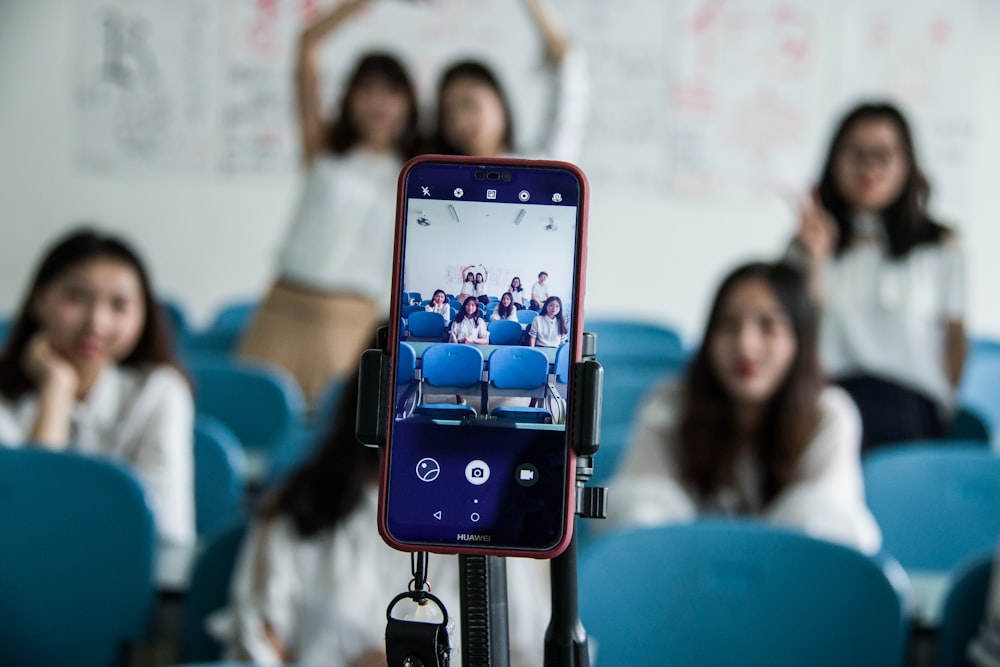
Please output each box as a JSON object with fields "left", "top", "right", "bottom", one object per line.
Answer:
{"left": 460, "top": 554, "right": 510, "bottom": 667}
{"left": 543, "top": 527, "right": 589, "bottom": 667}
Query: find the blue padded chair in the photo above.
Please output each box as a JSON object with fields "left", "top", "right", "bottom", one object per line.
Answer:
{"left": 407, "top": 311, "right": 447, "bottom": 340}
{"left": 181, "top": 299, "right": 258, "bottom": 362}
{"left": 864, "top": 444, "right": 1000, "bottom": 573}
{"left": 190, "top": 358, "right": 307, "bottom": 478}
{"left": 417, "top": 344, "right": 484, "bottom": 417}
{"left": 402, "top": 304, "right": 425, "bottom": 318}
{"left": 160, "top": 298, "right": 192, "bottom": 348}
{"left": 949, "top": 405, "right": 991, "bottom": 442}
{"left": 393, "top": 342, "right": 420, "bottom": 419}
{"left": 0, "top": 448, "right": 156, "bottom": 667}
{"left": 194, "top": 415, "right": 248, "bottom": 537}
{"left": 487, "top": 319, "right": 523, "bottom": 345}
{"left": 486, "top": 347, "right": 552, "bottom": 422}
{"left": 181, "top": 521, "right": 249, "bottom": 663}
{"left": 959, "top": 339, "right": 1000, "bottom": 443}
{"left": 516, "top": 309, "right": 538, "bottom": 326}
{"left": 578, "top": 521, "right": 908, "bottom": 667}
{"left": 938, "top": 551, "right": 996, "bottom": 667}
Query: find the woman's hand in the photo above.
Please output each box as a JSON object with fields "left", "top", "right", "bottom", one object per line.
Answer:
{"left": 796, "top": 190, "right": 838, "bottom": 265}
{"left": 24, "top": 334, "right": 78, "bottom": 396}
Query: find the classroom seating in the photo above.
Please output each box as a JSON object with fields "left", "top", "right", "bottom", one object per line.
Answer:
{"left": 580, "top": 318, "right": 689, "bottom": 485}
{"left": 181, "top": 522, "right": 249, "bottom": 663}
{"left": 516, "top": 309, "right": 538, "bottom": 325}
{"left": 0, "top": 448, "right": 157, "bottom": 667}
{"left": 949, "top": 405, "right": 992, "bottom": 442}
{"left": 937, "top": 551, "right": 995, "bottom": 667}
{"left": 401, "top": 303, "right": 425, "bottom": 318}
{"left": 160, "top": 298, "right": 193, "bottom": 348}
{"left": 416, "top": 344, "right": 484, "bottom": 417}
{"left": 407, "top": 311, "right": 447, "bottom": 340}
{"left": 486, "top": 318, "right": 523, "bottom": 345}
{"left": 194, "top": 415, "right": 248, "bottom": 537}
{"left": 863, "top": 444, "right": 1000, "bottom": 573}
{"left": 394, "top": 342, "right": 420, "bottom": 419}
{"left": 182, "top": 298, "right": 259, "bottom": 361}
{"left": 959, "top": 338, "right": 1000, "bottom": 446}
{"left": 189, "top": 358, "right": 307, "bottom": 477}
{"left": 578, "top": 521, "right": 909, "bottom": 667}
{"left": 486, "top": 347, "right": 553, "bottom": 422}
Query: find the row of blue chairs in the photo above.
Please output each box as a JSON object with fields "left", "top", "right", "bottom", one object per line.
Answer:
{"left": 405, "top": 311, "right": 529, "bottom": 343}
{"left": 398, "top": 342, "right": 564, "bottom": 422}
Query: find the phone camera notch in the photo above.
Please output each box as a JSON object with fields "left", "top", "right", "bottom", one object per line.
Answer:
{"left": 487, "top": 171, "right": 501, "bottom": 181}
{"left": 502, "top": 172, "right": 512, "bottom": 182}
{"left": 474, "top": 170, "right": 485, "bottom": 180}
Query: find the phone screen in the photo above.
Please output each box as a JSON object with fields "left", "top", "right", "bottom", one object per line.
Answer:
{"left": 381, "top": 156, "right": 587, "bottom": 557}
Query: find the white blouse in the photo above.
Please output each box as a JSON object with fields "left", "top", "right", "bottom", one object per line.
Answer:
{"left": 820, "top": 235, "right": 965, "bottom": 410}
{"left": 210, "top": 489, "right": 549, "bottom": 666}
{"left": 425, "top": 301, "right": 452, "bottom": 321}
{"left": 490, "top": 308, "right": 518, "bottom": 322}
{"left": 528, "top": 315, "right": 566, "bottom": 348}
{"left": 277, "top": 149, "right": 403, "bottom": 314}
{"left": 605, "top": 384, "right": 882, "bottom": 555}
{"left": 0, "top": 364, "right": 195, "bottom": 545}
{"left": 451, "top": 317, "right": 489, "bottom": 343}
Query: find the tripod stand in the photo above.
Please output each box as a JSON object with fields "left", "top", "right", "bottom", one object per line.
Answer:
{"left": 360, "top": 330, "right": 605, "bottom": 667}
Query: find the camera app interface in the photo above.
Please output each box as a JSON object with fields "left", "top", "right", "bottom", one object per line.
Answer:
{"left": 387, "top": 161, "right": 582, "bottom": 551}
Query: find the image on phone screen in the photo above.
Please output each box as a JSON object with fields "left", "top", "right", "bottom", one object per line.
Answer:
{"left": 382, "top": 158, "right": 586, "bottom": 556}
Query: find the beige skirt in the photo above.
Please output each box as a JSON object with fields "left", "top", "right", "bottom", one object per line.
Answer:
{"left": 237, "top": 281, "right": 379, "bottom": 403}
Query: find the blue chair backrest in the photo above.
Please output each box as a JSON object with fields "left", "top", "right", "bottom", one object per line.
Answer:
{"left": 0, "top": 448, "right": 156, "bottom": 667}
{"left": 938, "top": 551, "right": 996, "bottom": 667}
{"left": 422, "top": 344, "right": 483, "bottom": 388}
{"left": 516, "top": 309, "right": 538, "bottom": 325}
{"left": 160, "top": 298, "right": 191, "bottom": 344}
{"left": 182, "top": 521, "right": 249, "bottom": 662}
{"left": 584, "top": 318, "right": 685, "bottom": 359}
{"left": 864, "top": 444, "right": 1000, "bottom": 572}
{"left": 408, "top": 311, "right": 447, "bottom": 338}
{"left": 959, "top": 339, "right": 1000, "bottom": 443}
{"left": 190, "top": 358, "right": 306, "bottom": 457}
{"left": 488, "top": 347, "right": 548, "bottom": 389}
{"left": 398, "top": 342, "right": 417, "bottom": 383}
{"left": 486, "top": 319, "right": 522, "bottom": 345}
{"left": 555, "top": 343, "right": 570, "bottom": 383}
{"left": 949, "top": 405, "right": 991, "bottom": 442}
{"left": 194, "top": 415, "right": 248, "bottom": 537}
{"left": 210, "top": 299, "right": 258, "bottom": 334}
{"left": 578, "top": 521, "right": 907, "bottom": 667}
{"left": 402, "top": 304, "right": 425, "bottom": 318}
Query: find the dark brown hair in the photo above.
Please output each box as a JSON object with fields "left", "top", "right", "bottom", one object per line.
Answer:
{"left": 674, "top": 262, "right": 824, "bottom": 506}
{"left": 0, "top": 227, "right": 179, "bottom": 400}
{"left": 817, "top": 101, "right": 950, "bottom": 259}
{"left": 326, "top": 52, "right": 420, "bottom": 160}
{"left": 261, "top": 356, "right": 379, "bottom": 537}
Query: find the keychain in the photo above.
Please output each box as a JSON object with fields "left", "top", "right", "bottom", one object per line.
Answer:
{"left": 385, "top": 552, "right": 452, "bottom": 667}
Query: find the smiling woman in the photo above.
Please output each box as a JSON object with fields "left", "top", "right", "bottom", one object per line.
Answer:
{"left": 604, "top": 261, "right": 882, "bottom": 555}
{"left": 0, "top": 228, "right": 195, "bottom": 545}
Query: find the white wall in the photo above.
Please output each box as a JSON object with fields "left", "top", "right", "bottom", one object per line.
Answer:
{"left": 2, "top": 0, "right": 999, "bottom": 346}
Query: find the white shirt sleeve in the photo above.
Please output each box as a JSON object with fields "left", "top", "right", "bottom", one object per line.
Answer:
{"left": 125, "top": 367, "right": 196, "bottom": 545}
{"left": 535, "top": 47, "right": 589, "bottom": 162}
{"left": 604, "top": 384, "right": 697, "bottom": 531}
{"left": 211, "top": 518, "right": 299, "bottom": 665}
{"left": 764, "top": 387, "right": 882, "bottom": 555}
{"left": 939, "top": 236, "right": 966, "bottom": 321}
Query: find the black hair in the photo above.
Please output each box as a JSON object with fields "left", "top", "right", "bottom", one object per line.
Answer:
{"left": 433, "top": 60, "right": 515, "bottom": 156}
{"left": 0, "top": 227, "right": 180, "bottom": 401}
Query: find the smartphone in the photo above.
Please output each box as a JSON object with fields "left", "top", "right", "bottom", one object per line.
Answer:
{"left": 378, "top": 155, "right": 588, "bottom": 558}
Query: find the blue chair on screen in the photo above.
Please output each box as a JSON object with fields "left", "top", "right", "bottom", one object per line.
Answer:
{"left": 486, "top": 319, "right": 522, "bottom": 345}
{"left": 516, "top": 309, "right": 538, "bottom": 326}
{"left": 416, "top": 344, "right": 484, "bottom": 418}
{"left": 394, "top": 342, "right": 420, "bottom": 418}
{"left": 578, "top": 521, "right": 908, "bottom": 667}
{"left": 486, "top": 347, "right": 553, "bottom": 422}
{"left": 407, "top": 311, "right": 447, "bottom": 340}
{"left": 0, "top": 448, "right": 156, "bottom": 667}
{"left": 937, "top": 551, "right": 995, "bottom": 667}
{"left": 194, "top": 415, "right": 248, "bottom": 537}
{"left": 181, "top": 521, "right": 249, "bottom": 663}
{"left": 402, "top": 304, "right": 425, "bottom": 318}
{"left": 190, "top": 358, "right": 306, "bottom": 479}
{"left": 863, "top": 444, "right": 1000, "bottom": 573}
